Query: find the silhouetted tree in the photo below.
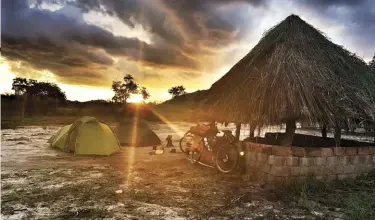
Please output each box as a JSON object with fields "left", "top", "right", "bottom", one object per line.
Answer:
{"left": 369, "top": 54, "right": 375, "bottom": 71}
{"left": 10, "top": 78, "right": 66, "bottom": 116}
{"left": 168, "top": 85, "right": 186, "bottom": 98}
{"left": 12, "top": 78, "right": 66, "bottom": 100}
{"left": 140, "top": 87, "right": 150, "bottom": 101}
{"left": 111, "top": 74, "right": 138, "bottom": 103}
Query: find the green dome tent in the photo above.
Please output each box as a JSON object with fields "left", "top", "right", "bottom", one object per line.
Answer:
{"left": 114, "top": 118, "right": 161, "bottom": 147}
{"left": 48, "top": 116, "right": 120, "bottom": 155}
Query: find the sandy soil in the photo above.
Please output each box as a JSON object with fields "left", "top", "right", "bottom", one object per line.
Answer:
{"left": 1, "top": 126, "right": 344, "bottom": 219}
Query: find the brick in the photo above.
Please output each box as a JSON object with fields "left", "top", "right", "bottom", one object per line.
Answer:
{"left": 358, "top": 155, "right": 367, "bottom": 164}
{"left": 275, "top": 177, "right": 287, "bottom": 185}
{"left": 350, "top": 156, "right": 360, "bottom": 165}
{"left": 291, "top": 147, "right": 306, "bottom": 157}
{"left": 244, "top": 142, "right": 251, "bottom": 149}
{"left": 314, "top": 166, "right": 326, "bottom": 176}
{"left": 321, "top": 148, "right": 334, "bottom": 157}
{"left": 324, "top": 175, "right": 337, "bottom": 181}
{"left": 268, "top": 155, "right": 275, "bottom": 165}
{"left": 337, "top": 156, "right": 349, "bottom": 166}
{"left": 256, "top": 153, "right": 268, "bottom": 162}
{"left": 364, "top": 155, "right": 373, "bottom": 164}
{"left": 333, "top": 147, "right": 345, "bottom": 156}
{"left": 261, "top": 145, "right": 273, "bottom": 154}
{"left": 274, "top": 156, "right": 287, "bottom": 166}
{"left": 286, "top": 156, "right": 299, "bottom": 166}
{"left": 249, "top": 152, "right": 256, "bottom": 162}
{"left": 270, "top": 166, "right": 290, "bottom": 177}
{"left": 265, "top": 173, "right": 275, "bottom": 183}
{"left": 326, "top": 157, "right": 338, "bottom": 166}
{"left": 347, "top": 174, "right": 357, "bottom": 179}
{"left": 346, "top": 147, "right": 358, "bottom": 156}
{"left": 337, "top": 165, "right": 355, "bottom": 174}
{"left": 366, "top": 165, "right": 374, "bottom": 173}
{"left": 272, "top": 146, "right": 292, "bottom": 156}
{"left": 261, "top": 165, "right": 272, "bottom": 173}
{"left": 315, "top": 157, "right": 326, "bottom": 166}
{"left": 291, "top": 167, "right": 302, "bottom": 176}
{"left": 300, "top": 166, "right": 315, "bottom": 176}
{"left": 368, "top": 147, "right": 375, "bottom": 154}
{"left": 241, "top": 174, "right": 251, "bottom": 181}
{"left": 257, "top": 172, "right": 265, "bottom": 182}
{"left": 327, "top": 166, "right": 338, "bottom": 175}
{"left": 299, "top": 157, "right": 314, "bottom": 166}
{"left": 337, "top": 174, "right": 348, "bottom": 180}
{"left": 306, "top": 147, "right": 321, "bottom": 157}
{"left": 358, "top": 147, "right": 370, "bottom": 156}
{"left": 354, "top": 164, "right": 370, "bottom": 173}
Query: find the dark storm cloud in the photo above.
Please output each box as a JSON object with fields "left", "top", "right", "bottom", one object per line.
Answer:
{"left": 301, "top": 0, "right": 367, "bottom": 7}
{"left": 68, "top": 0, "right": 267, "bottom": 46}
{"left": 298, "top": 0, "right": 375, "bottom": 58}
{"left": 2, "top": 0, "right": 268, "bottom": 86}
{"left": 1, "top": 0, "right": 202, "bottom": 85}
{"left": 3, "top": 0, "right": 374, "bottom": 89}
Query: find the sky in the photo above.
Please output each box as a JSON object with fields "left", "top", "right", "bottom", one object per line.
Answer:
{"left": 1, "top": 0, "right": 375, "bottom": 102}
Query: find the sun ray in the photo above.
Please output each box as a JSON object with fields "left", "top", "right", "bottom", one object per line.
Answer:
{"left": 148, "top": 107, "right": 186, "bottom": 137}
{"left": 124, "top": 104, "right": 140, "bottom": 188}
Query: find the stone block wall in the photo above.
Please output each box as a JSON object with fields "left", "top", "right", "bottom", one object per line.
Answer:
{"left": 243, "top": 142, "right": 375, "bottom": 184}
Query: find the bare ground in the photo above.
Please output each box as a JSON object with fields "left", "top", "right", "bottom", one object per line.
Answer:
{"left": 1, "top": 126, "right": 346, "bottom": 219}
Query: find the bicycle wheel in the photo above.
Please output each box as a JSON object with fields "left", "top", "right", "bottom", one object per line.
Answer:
{"left": 189, "top": 137, "right": 202, "bottom": 164}
{"left": 189, "top": 149, "right": 202, "bottom": 164}
{"left": 215, "top": 143, "right": 239, "bottom": 173}
{"left": 179, "top": 134, "right": 193, "bottom": 153}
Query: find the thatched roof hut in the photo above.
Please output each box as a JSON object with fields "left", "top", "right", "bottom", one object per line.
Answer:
{"left": 204, "top": 15, "right": 375, "bottom": 145}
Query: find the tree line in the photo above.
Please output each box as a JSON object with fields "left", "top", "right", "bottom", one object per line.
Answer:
{"left": 6, "top": 53, "right": 375, "bottom": 105}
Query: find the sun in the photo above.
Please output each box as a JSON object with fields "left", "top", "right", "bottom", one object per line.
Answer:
{"left": 127, "top": 93, "right": 144, "bottom": 103}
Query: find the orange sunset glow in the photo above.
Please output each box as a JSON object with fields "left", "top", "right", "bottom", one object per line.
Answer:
{"left": 1, "top": 0, "right": 374, "bottom": 102}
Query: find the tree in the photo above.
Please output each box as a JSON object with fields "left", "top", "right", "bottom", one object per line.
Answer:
{"left": 369, "top": 54, "right": 375, "bottom": 71}
{"left": 12, "top": 78, "right": 34, "bottom": 95}
{"left": 140, "top": 87, "right": 150, "bottom": 101}
{"left": 168, "top": 85, "right": 186, "bottom": 98}
{"left": 11, "top": 78, "right": 66, "bottom": 100}
{"left": 111, "top": 74, "right": 138, "bottom": 103}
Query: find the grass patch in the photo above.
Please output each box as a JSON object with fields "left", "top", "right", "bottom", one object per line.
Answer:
{"left": 127, "top": 188, "right": 153, "bottom": 201}
{"left": 284, "top": 172, "right": 375, "bottom": 219}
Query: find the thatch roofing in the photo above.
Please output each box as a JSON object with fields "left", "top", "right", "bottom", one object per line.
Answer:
{"left": 205, "top": 15, "right": 375, "bottom": 126}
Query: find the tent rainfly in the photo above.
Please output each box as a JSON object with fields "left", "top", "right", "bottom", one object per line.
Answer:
{"left": 204, "top": 15, "right": 375, "bottom": 146}
{"left": 48, "top": 116, "right": 120, "bottom": 155}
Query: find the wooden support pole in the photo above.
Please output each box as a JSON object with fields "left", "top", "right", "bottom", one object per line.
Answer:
{"left": 322, "top": 124, "right": 327, "bottom": 139}
{"left": 281, "top": 119, "right": 296, "bottom": 146}
{"left": 249, "top": 125, "right": 255, "bottom": 138}
{"left": 334, "top": 122, "right": 341, "bottom": 147}
{"left": 235, "top": 123, "right": 241, "bottom": 141}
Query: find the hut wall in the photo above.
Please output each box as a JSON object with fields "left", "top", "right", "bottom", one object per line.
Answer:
{"left": 243, "top": 142, "right": 375, "bottom": 185}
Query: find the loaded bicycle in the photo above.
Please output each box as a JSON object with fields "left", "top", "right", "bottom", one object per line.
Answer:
{"left": 179, "top": 123, "right": 245, "bottom": 173}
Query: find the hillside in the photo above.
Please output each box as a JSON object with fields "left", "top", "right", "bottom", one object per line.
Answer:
{"left": 155, "top": 90, "right": 209, "bottom": 121}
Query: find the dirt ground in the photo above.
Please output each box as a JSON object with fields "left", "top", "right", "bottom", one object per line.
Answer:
{"left": 1, "top": 126, "right": 345, "bottom": 219}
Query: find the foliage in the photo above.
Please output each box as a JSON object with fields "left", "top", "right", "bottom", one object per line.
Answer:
{"left": 111, "top": 75, "right": 151, "bottom": 103}
{"left": 369, "top": 54, "right": 375, "bottom": 71}
{"left": 168, "top": 85, "right": 186, "bottom": 98}
{"left": 140, "top": 87, "right": 150, "bottom": 101}
{"left": 111, "top": 74, "right": 138, "bottom": 103}
{"left": 12, "top": 77, "right": 66, "bottom": 100}
{"left": 285, "top": 173, "right": 375, "bottom": 220}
